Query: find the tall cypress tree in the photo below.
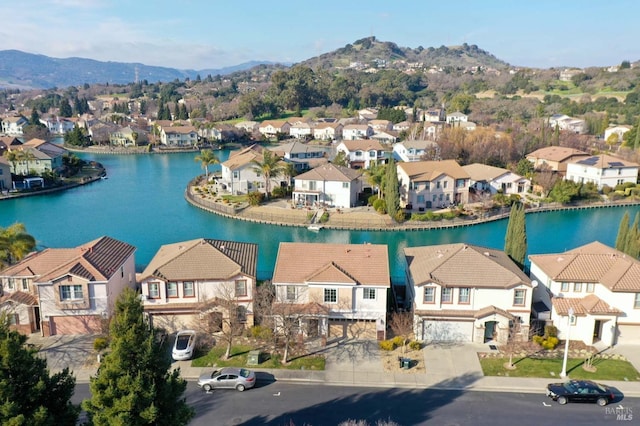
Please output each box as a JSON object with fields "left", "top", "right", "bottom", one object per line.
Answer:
{"left": 625, "top": 212, "right": 640, "bottom": 258}
{"left": 384, "top": 157, "right": 400, "bottom": 221}
{"left": 504, "top": 203, "right": 527, "bottom": 270}
{"left": 615, "top": 211, "right": 630, "bottom": 252}
{"left": 83, "top": 288, "right": 194, "bottom": 426}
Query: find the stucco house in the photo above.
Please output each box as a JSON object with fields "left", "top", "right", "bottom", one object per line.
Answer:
{"left": 526, "top": 146, "right": 590, "bottom": 174}
{"left": 397, "top": 160, "right": 470, "bottom": 210}
{"left": 0, "top": 156, "right": 11, "bottom": 191}
{"left": 271, "top": 242, "right": 390, "bottom": 341}
{"left": 446, "top": 111, "right": 468, "bottom": 124}
{"left": 420, "top": 107, "right": 446, "bottom": 123}
{"left": 258, "top": 120, "right": 291, "bottom": 138}
{"left": 219, "top": 145, "right": 287, "bottom": 195}
{"left": 0, "top": 236, "right": 136, "bottom": 336}
{"left": 529, "top": 241, "right": 640, "bottom": 346}
{"left": 565, "top": 154, "right": 639, "bottom": 190}
{"left": 159, "top": 125, "right": 198, "bottom": 146}
{"left": 335, "top": 139, "right": 387, "bottom": 169}
{"left": 404, "top": 243, "right": 533, "bottom": 343}
{"left": 288, "top": 122, "right": 313, "bottom": 139}
{"left": 342, "top": 124, "right": 374, "bottom": 140}
{"left": 268, "top": 141, "right": 328, "bottom": 172}
{"left": 313, "top": 122, "right": 343, "bottom": 141}
{"left": 11, "top": 139, "right": 67, "bottom": 176}
{"left": 392, "top": 140, "right": 440, "bottom": 162}
{"left": 40, "top": 116, "right": 75, "bottom": 135}
{"left": 110, "top": 125, "right": 146, "bottom": 147}
{"left": 548, "top": 114, "right": 587, "bottom": 134}
{"left": 139, "top": 238, "right": 258, "bottom": 333}
{"left": 292, "top": 163, "right": 363, "bottom": 208}
{"left": 1, "top": 115, "right": 28, "bottom": 136}
{"left": 603, "top": 125, "right": 632, "bottom": 143}
{"left": 462, "top": 163, "right": 531, "bottom": 196}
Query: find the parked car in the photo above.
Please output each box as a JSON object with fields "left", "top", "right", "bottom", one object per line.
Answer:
{"left": 546, "top": 380, "right": 615, "bottom": 406}
{"left": 197, "top": 367, "right": 256, "bottom": 392}
{"left": 172, "top": 330, "right": 197, "bottom": 361}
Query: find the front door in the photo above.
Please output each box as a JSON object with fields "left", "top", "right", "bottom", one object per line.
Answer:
{"left": 593, "top": 320, "right": 603, "bottom": 342}
{"left": 484, "top": 321, "right": 497, "bottom": 343}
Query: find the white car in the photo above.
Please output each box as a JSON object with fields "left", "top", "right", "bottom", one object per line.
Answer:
{"left": 172, "top": 330, "right": 197, "bottom": 361}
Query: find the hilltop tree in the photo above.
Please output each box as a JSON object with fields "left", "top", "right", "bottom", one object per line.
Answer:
{"left": 504, "top": 202, "right": 527, "bottom": 270}
{"left": 0, "top": 314, "right": 79, "bottom": 425}
{"left": 83, "top": 288, "right": 194, "bottom": 426}
{"left": 194, "top": 149, "right": 220, "bottom": 180}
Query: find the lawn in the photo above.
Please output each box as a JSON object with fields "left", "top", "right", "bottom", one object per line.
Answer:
{"left": 191, "top": 344, "right": 325, "bottom": 371}
{"left": 480, "top": 356, "right": 640, "bottom": 381}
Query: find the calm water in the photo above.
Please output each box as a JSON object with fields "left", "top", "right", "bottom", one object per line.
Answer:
{"left": 1, "top": 150, "right": 638, "bottom": 281}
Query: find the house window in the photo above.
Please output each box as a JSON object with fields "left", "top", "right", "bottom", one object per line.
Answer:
{"left": 21, "top": 279, "right": 28, "bottom": 291}
{"left": 513, "top": 289, "right": 526, "bottom": 306}
{"left": 436, "top": 181, "right": 441, "bottom": 189}
{"left": 573, "top": 283, "right": 582, "bottom": 292}
{"left": 560, "top": 282, "right": 569, "bottom": 292}
{"left": 286, "top": 286, "right": 297, "bottom": 301}
{"left": 586, "top": 283, "right": 594, "bottom": 293}
{"left": 60, "top": 285, "right": 83, "bottom": 301}
{"left": 458, "top": 288, "right": 470, "bottom": 304}
{"left": 456, "top": 179, "right": 465, "bottom": 188}
{"left": 235, "top": 280, "right": 248, "bottom": 297}
{"left": 7, "top": 278, "right": 14, "bottom": 291}
{"left": 167, "top": 282, "right": 178, "bottom": 298}
{"left": 8, "top": 314, "right": 18, "bottom": 325}
{"left": 424, "top": 287, "right": 435, "bottom": 304}
{"left": 309, "top": 181, "right": 316, "bottom": 190}
{"left": 569, "top": 314, "right": 577, "bottom": 325}
{"left": 417, "top": 195, "right": 425, "bottom": 203}
{"left": 233, "top": 171, "right": 239, "bottom": 179}
{"left": 324, "top": 288, "right": 337, "bottom": 303}
{"left": 441, "top": 288, "right": 452, "bottom": 304}
{"left": 183, "top": 282, "right": 194, "bottom": 297}
{"left": 363, "top": 288, "right": 376, "bottom": 300}
{"left": 355, "top": 151, "right": 363, "bottom": 157}
{"left": 635, "top": 293, "right": 640, "bottom": 309}
{"left": 149, "top": 283, "right": 160, "bottom": 299}
{"left": 342, "top": 182, "right": 349, "bottom": 188}
{"left": 443, "top": 181, "right": 448, "bottom": 189}
{"left": 432, "top": 194, "right": 437, "bottom": 202}
{"left": 236, "top": 306, "right": 247, "bottom": 322}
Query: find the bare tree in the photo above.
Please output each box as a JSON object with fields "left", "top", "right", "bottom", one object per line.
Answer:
{"left": 534, "top": 164, "right": 558, "bottom": 197}
{"left": 389, "top": 312, "right": 414, "bottom": 354}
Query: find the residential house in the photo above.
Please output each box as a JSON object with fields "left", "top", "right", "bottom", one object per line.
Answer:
{"left": 368, "top": 119, "right": 393, "bottom": 132}
{"left": 392, "top": 140, "right": 440, "bottom": 162}
{"left": 335, "top": 139, "right": 387, "bottom": 169}
{"left": 528, "top": 241, "right": 640, "bottom": 346}
{"left": 371, "top": 130, "right": 398, "bottom": 144}
{"left": 559, "top": 68, "right": 582, "bottom": 81}
{"left": 219, "top": 145, "right": 287, "bottom": 195}
{"left": 603, "top": 125, "right": 632, "bottom": 143}
{"left": 526, "top": 146, "right": 590, "bottom": 174}
{"left": 12, "top": 139, "right": 67, "bottom": 175}
{"left": 446, "top": 111, "right": 468, "bottom": 124}
{"left": 159, "top": 125, "right": 198, "bottom": 147}
{"left": 258, "top": 120, "right": 291, "bottom": 138}
{"left": 565, "top": 154, "right": 639, "bottom": 189}
{"left": 313, "top": 122, "right": 343, "bottom": 141}
{"left": 288, "top": 122, "right": 313, "bottom": 139}
{"left": 548, "top": 114, "right": 587, "bottom": 134}
{"left": 198, "top": 126, "right": 222, "bottom": 142}
{"left": 397, "top": 160, "right": 470, "bottom": 210}
{"left": 0, "top": 136, "right": 22, "bottom": 156}
{"left": 420, "top": 106, "right": 446, "bottom": 123}
{"left": 234, "top": 121, "right": 259, "bottom": 134}
{"left": 40, "top": 116, "right": 75, "bottom": 135}
{"left": 405, "top": 243, "right": 533, "bottom": 343}
{"left": 454, "top": 121, "right": 477, "bottom": 131}
{"left": 139, "top": 238, "right": 258, "bottom": 333}
{"left": 0, "top": 236, "right": 136, "bottom": 336}
{"left": 292, "top": 163, "right": 363, "bottom": 208}
{"left": 0, "top": 156, "right": 11, "bottom": 191}
{"left": 88, "top": 121, "right": 119, "bottom": 145}
{"left": 271, "top": 242, "right": 390, "bottom": 341}
{"left": 1, "top": 115, "right": 28, "bottom": 136}
{"left": 268, "top": 141, "right": 328, "bottom": 172}
{"left": 392, "top": 121, "right": 412, "bottom": 133}
{"left": 357, "top": 108, "right": 378, "bottom": 121}
{"left": 110, "top": 125, "right": 145, "bottom": 147}
{"left": 462, "top": 163, "right": 531, "bottom": 196}
{"left": 342, "top": 124, "right": 374, "bottom": 140}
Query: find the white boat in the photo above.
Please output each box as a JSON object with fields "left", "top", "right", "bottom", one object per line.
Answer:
{"left": 307, "top": 225, "right": 323, "bottom": 231}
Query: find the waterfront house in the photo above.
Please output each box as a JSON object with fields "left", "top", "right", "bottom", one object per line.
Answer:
{"left": 292, "top": 163, "right": 363, "bottom": 208}
{"left": 12, "top": 138, "right": 66, "bottom": 176}
{"left": 565, "top": 154, "right": 639, "bottom": 190}
{"left": 268, "top": 140, "right": 328, "bottom": 172}
{"left": 313, "top": 122, "right": 343, "bottom": 141}
{"left": 110, "top": 125, "right": 147, "bottom": 147}
{"left": 335, "top": 139, "right": 387, "bottom": 169}
{"left": 1, "top": 115, "right": 28, "bottom": 136}
{"left": 159, "top": 125, "right": 198, "bottom": 147}
{"left": 526, "top": 146, "right": 589, "bottom": 174}
{"left": 271, "top": 242, "right": 390, "bottom": 341}
{"left": 219, "top": 145, "right": 287, "bottom": 195}
{"left": 405, "top": 243, "right": 533, "bottom": 343}
{"left": 462, "top": 163, "right": 531, "bottom": 196}
{"left": 529, "top": 241, "right": 640, "bottom": 346}
{"left": 0, "top": 136, "right": 22, "bottom": 155}
{"left": 258, "top": 120, "right": 291, "bottom": 139}
{"left": 0, "top": 156, "right": 11, "bottom": 192}
{"left": 40, "top": 116, "right": 75, "bottom": 135}
{"left": 0, "top": 236, "right": 136, "bottom": 336}
{"left": 88, "top": 121, "right": 119, "bottom": 145}
{"left": 139, "top": 238, "right": 258, "bottom": 333}
{"left": 342, "top": 124, "right": 374, "bottom": 140}
{"left": 392, "top": 140, "right": 440, "bottom": 162}
{"left": 397, "top": 160, "right": 470, "bottom": 210}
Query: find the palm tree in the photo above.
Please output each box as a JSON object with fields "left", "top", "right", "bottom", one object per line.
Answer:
{"left": 0, "top": 223, "right": 36, "bottom": 267}
{"left": 365, "top": 163, "right": 386, "bottom": 198}
{"left": 20, "top": 149, "right": 36, "bottom": 176}
{"left": 250, "top": 150, "right": 284, "bottom": 199}
{"left": 4, "top": 150, "right": 20, "bottom": 175}
{"left": 194, "top": 149, "right": 220, "bottom": 180}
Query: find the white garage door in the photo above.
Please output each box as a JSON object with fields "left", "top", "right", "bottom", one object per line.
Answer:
{"left": 618, "top": 325, "right": 640, "bottom": 344}
{"left": 421, "top": 319, "right": 474, "bottom": 343}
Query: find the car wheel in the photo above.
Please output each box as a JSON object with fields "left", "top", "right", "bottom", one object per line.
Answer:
{"left": 597, "top": 397, "right": 608, "bottom": 406}
{"left": 557, "top": 396, "right": 567, "bottom": 405}
{"left": 203, "top": 384, "right": 212, "bottom": 392}
{"left": 236, "top": 384, "right": 245, "bottom": 392}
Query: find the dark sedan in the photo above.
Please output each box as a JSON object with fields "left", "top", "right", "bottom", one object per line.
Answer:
{"left": 546, "top": 380, "right": 615, "bottom": 406}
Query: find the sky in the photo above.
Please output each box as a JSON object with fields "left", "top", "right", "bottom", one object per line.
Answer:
{"left": 2, "top": 1, "right": 639, "bottom": 71}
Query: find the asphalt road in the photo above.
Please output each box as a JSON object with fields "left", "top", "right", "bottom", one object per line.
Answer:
{"left": 73, "top": 381, "right": 638, "bottom": 426}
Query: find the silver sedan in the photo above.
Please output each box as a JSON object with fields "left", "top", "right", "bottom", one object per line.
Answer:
{"left": 197, "top": 367, "right": 256, "bottom": 392}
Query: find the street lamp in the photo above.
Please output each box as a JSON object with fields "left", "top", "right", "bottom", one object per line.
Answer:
{"left": 560, "top": 307, "right": 574, "bottom": 378}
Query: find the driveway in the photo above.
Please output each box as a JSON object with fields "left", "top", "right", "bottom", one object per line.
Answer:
{"left": 27, "top": 334, "right": 98, "bottom": 381}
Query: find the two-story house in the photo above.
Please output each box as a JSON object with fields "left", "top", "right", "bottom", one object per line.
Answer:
{"left": 313, "top": 122, "right": 343, "bottom": 141}
{"left": 462, "top": 163, "right": 531, "bottom": 196}
{"left": 292, "top": 163, "right": 363, "bottom": 208}
{"left": 529, "top": 241, "right": 640, "bottom": 346}
{"left": 219, "top": 145, "right": 287, "bottom": 195}
{"left": 40, "top": 116, "right": 75, "bottom": 135}
{"left": 159, "top": 125, "right": 198, "bottom": 147}
{"left": 269, "top": 141, "right": 329, "bottom": 172}
{"left": 1, "top": 115, "right": 28, "bottom": 136}
{"left": 446, "top": 111, "right": 468, "bottom": 124}
{"left": 110, "top": 125, "right": 147, "bottom": 147}
{"left": 0, "top": 156, "right": 11, "bottom": 192}
{"left": 335, "top": 139, "right": 387, "bottom": 169}
{"left": 272, "top": 242, "right": 390, "bottom": 341}
{"left": 258, "top": 120, "right": 291, "bottom": 138}
{"left": 288, "top": 122, "right": 313, "bottom": 139}
{"left": 565, "top": 154, "right": 639, "bottom": 190}
{"left": 139, "top": 238, "right": 258, "bottom": 333}
{"left": 397, "top": 160, "right": 470, "bottom": 210}
{"left": 392, "top": 140, "right": 440, "bottom": 162}
{"left": 11, "top": 139, "right": 67, "bottom": 176}
{"left": 0, "top": 236, "right": 136, "bottom": 336}
{"left": 405, "top": 243, "right": 533, "bottom": 343}
{"left": 526, "top": 146, "right": 590, "bottom": 175}
{"left": 342, "top": 124, "right": 374, "bottom": 140}
{"left": 603, "top": 125, "right": 632, "bottom": 143}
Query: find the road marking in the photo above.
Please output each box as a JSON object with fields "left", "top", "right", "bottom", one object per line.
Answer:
{"left": 542, "top": 402, "right": 551, "bottom": 407}
{"left": 273, "top": 392, "right": 281, "bottom": 397}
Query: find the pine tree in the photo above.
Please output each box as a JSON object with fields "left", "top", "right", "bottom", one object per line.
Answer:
{"left": 384, "top": 158, "right": 400, "bottom": 221}
{"left": 615, "top": 211, "right": 630, "bottom": 252}
{"left": 504, "top": 203, "right": 527, "bottom": 270}
{"left": 0, "top": 315, "right": 79, "bottom": 425}
{"left": 83, "top": 288, "right": 194, "bottom": 426}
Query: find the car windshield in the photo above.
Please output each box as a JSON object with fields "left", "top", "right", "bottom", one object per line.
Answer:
{"left": 175, "top": 335, "right": 191, "bottom": 350}
{"left": 239, "top": 368, "right": 251, "bottom": 378}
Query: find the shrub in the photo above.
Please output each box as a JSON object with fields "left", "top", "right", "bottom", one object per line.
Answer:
{"left": 373, "top": 198, "right": 386, "bottom": 214}
{"left": 247, "top": 191, "right": 264, "bottom": 206}
{"left": 392, "top": 336, "right": 405, "bottom": 347}
{"left": 545, "top": 325, "right": 558, "bottom": 337}
{"left": 394, "top": 210, "right": 406, "bottom": 223}
{"left": 408, "top": 341, "right": 422, "bottom": 351}
{"left": 532, "top": 335, "right": 543, "bottom": 345}
{"left": 368, "top": 194, "right": 379, "bottom": 206}
{"left": 378, "top": 340, "right": 396, "bottom": 351}
{"left": 249, "top": 325, "right": 273, "bottom": 341}
{"left": 94, "top": 337, "right": 109, "bottom": 352}
{"left": 319, "top": 211, "right": 330, "bottom": 223}
{"left": 271, "top": 186, "right": 287, "bottom": 198}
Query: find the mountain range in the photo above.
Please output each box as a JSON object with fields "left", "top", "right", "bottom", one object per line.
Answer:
{"left": 0, "top": 38, "right": 513, "bottom": 90}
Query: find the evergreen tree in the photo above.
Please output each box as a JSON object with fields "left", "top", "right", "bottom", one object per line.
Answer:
{"left": 30, "top": 108, "right": 40, "bottom": 125}
{"left": 0, "top": 315, "right": 79, "bottom": 425}
{"left": 615, "top": 211, "right": 630, "bottom": 252}
{"left": 82, "top": 289, "right": 194, "bottom": 426}
{"left": 179, "top": 103, "right": 189, "bottom": 120}
{"left": 625, "top": 212, "right": 640, "bottom": 258}
{"left": 59, "top": 98, "right": 73, "bottom": 117}
{"left": 384, "top": 158, "right": 400, "bottom": 221}
{"left": 504, "top": 203, "right": 527, "bottom": 269}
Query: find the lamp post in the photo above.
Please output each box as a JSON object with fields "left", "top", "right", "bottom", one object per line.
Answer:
{"left": 560, "top": 307, "right": 574, "bottom": 378}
